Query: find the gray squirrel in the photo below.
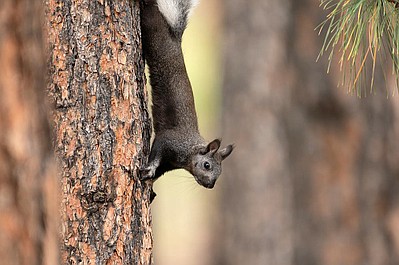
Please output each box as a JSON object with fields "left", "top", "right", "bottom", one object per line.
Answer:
{"left": 140, "top": 0, "right": 234, "bottom": 196}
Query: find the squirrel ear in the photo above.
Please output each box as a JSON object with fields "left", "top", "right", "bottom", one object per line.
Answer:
{"left": 219, "top": 144, "right": 234, "bottom": 160}
{"left": 206, "top": 139, "right": 221, "bottom": 154}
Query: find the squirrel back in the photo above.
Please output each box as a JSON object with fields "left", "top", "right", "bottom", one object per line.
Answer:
{"left": 140, "top": 0, "right": 234, "bottom": 194}
{"left": 141, "top": 0, "right": 199, "bottom": 133}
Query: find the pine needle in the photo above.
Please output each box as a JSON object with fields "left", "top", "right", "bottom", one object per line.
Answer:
{"left": 318, "top": 0, "right": 399, "bottom": 95}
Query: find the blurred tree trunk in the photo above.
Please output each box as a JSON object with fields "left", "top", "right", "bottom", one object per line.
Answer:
{"left": 45, "top": 0, "right": 153, "bottom": 264}
{"left": 0, "top": 1, "right": 59, "bottom": 265}
{"left": 217, "top": 0, "right": 399, "bottom": 265}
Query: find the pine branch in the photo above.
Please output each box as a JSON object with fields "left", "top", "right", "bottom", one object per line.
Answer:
{"left": 387, "top": 0, "right": 399, "bottom": 8}
{"left": 318, "top": 0, "right": 399, "bottom": 96}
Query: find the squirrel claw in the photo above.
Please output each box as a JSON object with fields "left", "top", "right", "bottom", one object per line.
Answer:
{"left": 139, "top": 165, "right": 156, "bottom": 181}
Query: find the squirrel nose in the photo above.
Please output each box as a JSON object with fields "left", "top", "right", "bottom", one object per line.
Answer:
{"left": 203, "top": 178, "right": 215, "bottom": 189}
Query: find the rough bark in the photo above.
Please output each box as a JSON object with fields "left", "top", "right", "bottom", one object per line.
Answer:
{"left": 0, "top": 1, "right": 59, "bottom": 265}
{"left": 217, "top": 0, "right": 399, "bottom": 264}
{"left": 45, "top": 0, "right": 153, "bottom": 264}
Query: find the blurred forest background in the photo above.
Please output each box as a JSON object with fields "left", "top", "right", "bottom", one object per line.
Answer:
{"left": 153, "top": 0, "right": 399, "bottom": 265}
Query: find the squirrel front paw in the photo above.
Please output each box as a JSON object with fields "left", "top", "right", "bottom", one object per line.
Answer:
{"left": 139, "top": 165, "right": 156, "bottom": 181}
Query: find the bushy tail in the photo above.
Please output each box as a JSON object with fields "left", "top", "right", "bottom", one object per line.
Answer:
{"left": 156, "top": 0, "right": 198, "bottom": 38}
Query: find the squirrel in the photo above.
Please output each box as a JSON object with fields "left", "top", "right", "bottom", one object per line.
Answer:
{"left": 140, "top": 0, "right": 234, "bottom": 199}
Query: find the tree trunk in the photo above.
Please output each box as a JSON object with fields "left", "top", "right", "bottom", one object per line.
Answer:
{"left": 45, "top": 0, "right": 153, "bottom": 264}
{"left": 0, "top": 1, "right": 59, "bottom": 265}
{"left": 217, "top": 0, "right": 399, "bottom": 264}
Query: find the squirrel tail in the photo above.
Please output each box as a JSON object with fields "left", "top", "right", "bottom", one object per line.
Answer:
{"left": 156, "top": 0, "right": 198, "bottom": 38}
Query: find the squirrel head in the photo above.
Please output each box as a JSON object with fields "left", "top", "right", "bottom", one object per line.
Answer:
{"left": 190, "top": 139, "right": 234, "bottom": 189}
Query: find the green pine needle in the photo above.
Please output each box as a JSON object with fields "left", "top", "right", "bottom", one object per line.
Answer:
{"left": 318, "top": 0, "right": 399, "bottom": 96}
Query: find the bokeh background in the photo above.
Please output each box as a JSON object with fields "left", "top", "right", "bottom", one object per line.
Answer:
{"left": 152, "top": 0, "right": 399, "bottom": 265}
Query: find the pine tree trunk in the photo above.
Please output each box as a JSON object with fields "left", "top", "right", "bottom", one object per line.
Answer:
{"left": 217, "top": 0, "right": 399, "bottom": 264}
{"left": 0, "top": 1, "right": 59, "bottom": 265}
{"left": 45, "top": 0, "right": 153, "bottom": 264}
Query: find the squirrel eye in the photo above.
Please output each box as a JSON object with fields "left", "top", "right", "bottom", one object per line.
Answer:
{"left": 203, "top": 161, "right": 211, "bottom": 170}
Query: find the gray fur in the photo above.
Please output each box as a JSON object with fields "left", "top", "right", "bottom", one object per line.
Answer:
{"left": 140, "top": 0, "right": 234, "bottom": 193}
